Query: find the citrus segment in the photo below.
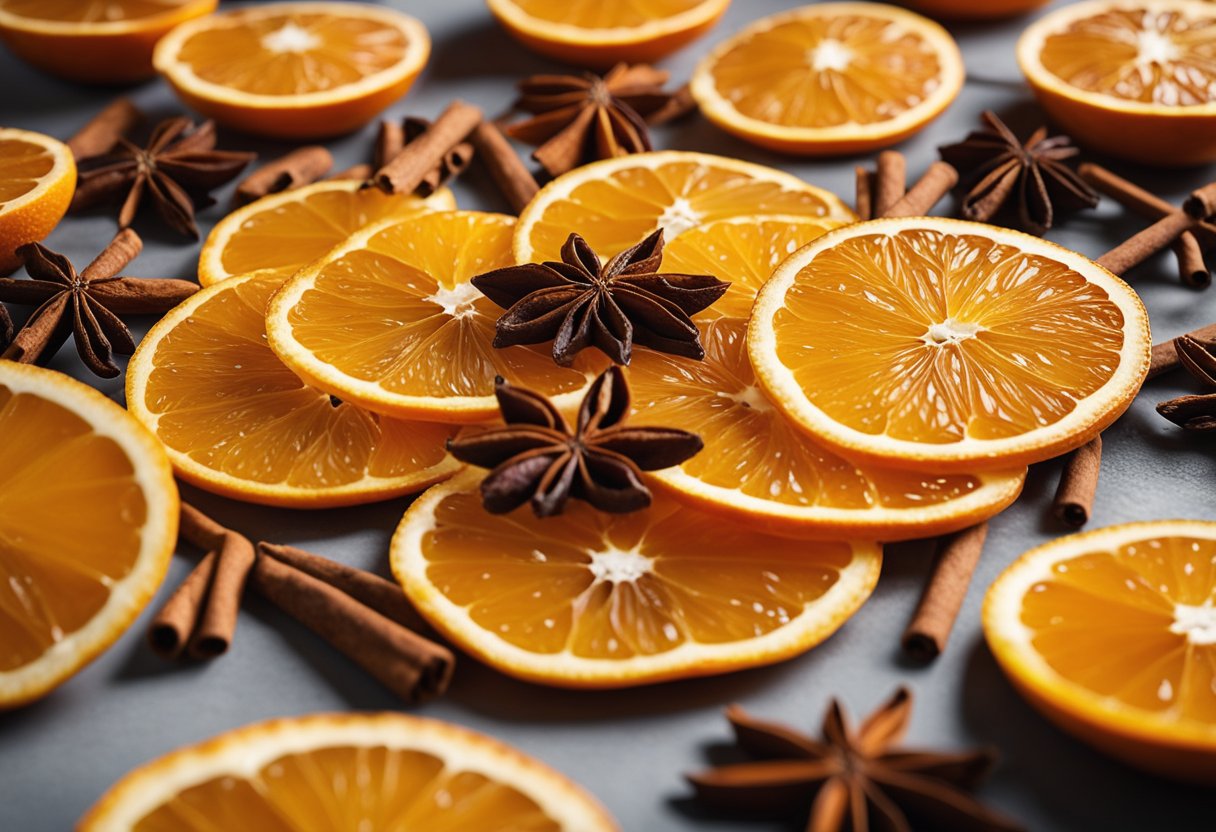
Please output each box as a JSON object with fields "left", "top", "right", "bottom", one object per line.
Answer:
{"left": 127, "top": 272, "right": 460, "bottom": 508}
{"left": 984, "top": 521, "right": 1216, "bottom": 783}
{"left": 153, "top": 3, "right": 431, "bottom": 139}
{"left": 513, "top": 151, "right": 854, "bottom": 266}
{"left": 690, "top": 3, "right": 964, "bottom": 154}
{"left": 0, "top": 361, "right": 178, "bottom": 709}
{"left": 749, "top": 218, "right": 1151, "bottom": 471}
{"left": 198, "top": 180, "right": 456, "bottom": 287}
{"left": 80, "top": 713, "right": 619, "bottom": 831}
{"left": 0, "top": 128, "right": 76, "bottom": 275}
{"left": 268, "top": 210, "right": 607, "bottom": 423}
{"left": 391, "top": 470, "right": 881, "bottom": 687}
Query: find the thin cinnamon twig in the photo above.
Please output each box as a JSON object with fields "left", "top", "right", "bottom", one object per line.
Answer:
{"left": 148, "top": 551, "right": 217, "bottom": 658}
{"left": 328, "top": 164, "right": 373, "bottom": 181}
{"left": 374, "top": 101, "right": 483, "bottom": 195}
{"left": 646, "top": 82, "right": 696, "bottom": 126}
{"left": 1184, "top": 182, "right": 1216, "bottom": 219}
{"left": 902, "top": 522, "right": 988, "bottom": 661}
{"left": 1148, "top": 323, "right": 1216, "bottom": 378}
{"left": 881, "top": 162, "right": 958, "bottom": 218}
{"left": 172, "top": 503, "right": 255, "bottom": 658}
{"left": 1096, "top": 210, "right": 1198, "bottom": 276}
{"left": 471, "top": 120, "right": 540, "bottom": 213}
{"left": 1052, "top": 436, "right": 1102, "bottom": 528}
{"left": 874, "top": 151, "right": 907, "bottom": 217}
{"left": 1172, "top": 233, "right": 1210, "bottom": 289}
{"left": 374, "top": 119, "right": 406, "bottom": 169}
{"left": 404, "top": 117, "right": 475, "bottom": 195}
{"left": 67, "top": 98, "right": 143, "bottom": 160}
{"left": 234, "top": 146, "right": 333, "bottom": 205}
{"left": 855, "top": 167, "right": 873, "bottom": 221}
{"left": 80, "top": 227, "right": 141, "bottom": 280}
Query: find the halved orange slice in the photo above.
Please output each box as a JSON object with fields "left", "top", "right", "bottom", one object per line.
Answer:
{"left": 391, "top": 470, "right": 881, "bottom": 688}
{"left": 126, "top": 272, "right": 461, "bottom": 508}
{"left": 0, "top": 128, "right": 76, "bottom": 275}
{"left": 485, "top": 0, "right": 729, "bottom": 68}
{"left": 267, "top": 210, "right": 607, "bottom": 424}
{"left": 690, "top": 3, "right": 964, "bottom": 154}
{"left": 0, "top": 0, "right": 216, "bottom": 83}
{"left": 513, "top": 150, "right": 855, "bottom": 265}
{"left": 985, "top": 520, "right": 1216, "bottom": 783}
{"left": 80, "top": 712, "right": 619, "bottom": 830}
{"left": 0, "top": 361, "right": 178, "bottom": 709}
{"left": 1018, "top": 0, "right": 1216, "bottom": 165}
{"left": 153, "top": 2, "right": 431, "bottom": 139}
{"left": 199, "top": 180, "right": 456, "bottom": 287}
{"left": 748, "top": 217, "right": 1151, "bottom": 472}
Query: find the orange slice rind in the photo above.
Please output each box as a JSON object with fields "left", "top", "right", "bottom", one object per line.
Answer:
{"left": 0, "top": 127, "right": 76, "bottom": 275}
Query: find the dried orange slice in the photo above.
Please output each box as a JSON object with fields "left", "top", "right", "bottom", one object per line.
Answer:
{"left": 485, "top": 0, "right": 729, "bottom": 68}
{"left": 198, "top": 180, "right": 456, "bottom": 287}
{"left": 391, "top": 470, "right": 881, "bottom": 688}
{"left": 748, "top": 217, "right": 1151, "bottom": 472}
{"left": 514, "top": 150, "right": 854, "bottom": 265}
{"left": 268, "top": 210, "right": 607, "bottom": 424}
{"left": 1018, "top": 0, "right": 1216, "bottom": 165}
{"left": 80, "top": 712, "right": 619, "bottom": 830}
{"left": 690, "top": 3, "right": 964, "bottom": 155}
{"left": 985, "top": 521, "right": 1216, "bottom": 784}
{"left": 127, "top": 272, "right": 460, "bottom": 508}
{"left": 0, "top": 361, "right": 178, "bottom": 709}
{"left": 626, "top": 216, "right": 1025, "bottom": 539}
{"left": 0, "top": 0, "right": 216, "bottom": 83}
{"left": 0, "top": 128, "right": 76, "bottom": 275}
{"left": 153, "top": 2, "right": 431, "bottom": 139}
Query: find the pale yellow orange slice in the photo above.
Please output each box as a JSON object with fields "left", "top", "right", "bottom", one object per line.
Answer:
{"left": 267, "top": 210, "right": 607, "bottom": 424}
{"left": 199, "top": 180, "right": 456, "bottom": 287}
{"left": 153, "top": 3, "right": 431, "bottom": 139}
{"left": 126, "top": 272, "right": 461, "bottom": 508}
{"left": 80, "top": 712, "right": 619, "bottom": 831}
{"left": 391, "top": 470, "right": 881, "bottom": 688}
{"left": 0, "top": 128, "right": 76, "bottom": 275}
{"left": 0, "top": 361, "right": 178, "bottom": 709}
{"left": 690, "top": 3, "right": 964, "bottom": 154}
{"left": 985, "top": 521, "right": 1216, "bottom": 783}
{"left": 748, "top": 217, "right": 1151, "bottom": 472}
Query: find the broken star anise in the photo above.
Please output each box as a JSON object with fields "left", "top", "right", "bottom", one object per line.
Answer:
{"left": 1157, "top": 334, "right": 1216, "bottom": 430}
{"left": 940, "top": 111, "right": 1097, "bottom": 236}
{"left": 447, "top": 366, "right": 702, "bottom": 517}
{"left": 472, "top": 229, "right": 728, "bottom": 367}
{"left": 505, "top": 63, "right": 677, "bottom": 177}
{"left": 688, "top": 688, "right": 1024, "bottom": 832}
{"left": 70, "top": 116, "right": 255, "bottom": 239}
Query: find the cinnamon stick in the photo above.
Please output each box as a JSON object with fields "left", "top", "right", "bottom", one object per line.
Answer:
{"left": 374, "top": 119, "right": 406, "bottom": 169}
{"left": 1157, "top": 393, "right": 1216, "bottom": 431}
{"left": 148, "top": 552, "right": 217, "bottom": 658}
{"left": 328, "top": 164, "right": 373, "bottom": 182}
{"left": 235, "top": 146, "right": 333, "bottom": 205}
{"left": 901, "top": 522, "right": 988, "bottom": 661}
{"left": 251, "top": 555, "right": 454, "bottom": 704}
{"left": 855, "top": 166, "right": 873, "bottom": 221}
{"left": 1184, "top": 182, "right": 1216, "bottom": 219}
{"left": 881, "top": 162, "right": 958, "bottom": 218}
{"left": 67, "top": 98, "right": 143, "bottom": 160}
{"left": 1148, "top": 323, "right": 1216, "bottom": 378}
{"left": 404, "top": 117, "right": 474, "bottom": 196}
{"left": 874, "top": 151, "right": 907, "bottom": 217}
{"left": 646, "top": 82, "right": 696, "bottom": 126}
{"left": 1173, "top": 233, "right": 1210, "bottom": 289}
{"left": 374, "top": 100, "right": 482, "bottom": 195}
{"left": 471, "top": 120, "right": 540, "bottom": 213}
{"left": 173, "top": 503, "right": 256, "bottom": 658}
{"left": 1052, "top": 436, "right": 1102, "bottom": 528}
{"left": 1080, "top": 163, "right": 1216, "bottom": 247}
{"left": 1096, "top": 210, "right": 1198, "bottom": 276}
{"left": 80, "top": 227, "right": 141, "bottom": 280}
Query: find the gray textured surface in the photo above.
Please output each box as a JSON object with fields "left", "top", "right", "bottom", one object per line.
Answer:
{"left": 1, "top": 1, "right": 1215, "bottom": 829}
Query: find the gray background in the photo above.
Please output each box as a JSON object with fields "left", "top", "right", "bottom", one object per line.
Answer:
{"left": 2, "top": 0, "right": 1214, "bottom": 829}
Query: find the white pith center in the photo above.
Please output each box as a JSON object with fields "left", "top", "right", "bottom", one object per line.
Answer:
{"left": 1134, "top": 29, "right": 1180, "bottom": 67}
{"left": 657, "top": 198, "right": 702, "bottom": 238}
{"left": 588, "top": 547, "right": 653, "bottom": 584}
{"left": 426, "top": 282, "right": 482, "bottom": 318}
{"left": 262, "top": 22, "right": 321, "bottom": 54}
{"left": 809, "top": 39, "right": 853, "bottom": 73}
{"left": 721, "top": 385, "right": 773, "bottom": 413}
{"left": 922, "top": 318, "right": 983, "bottom": 346}
{"left": 1170, "top": 602, "right": 1216, "bottom": 646}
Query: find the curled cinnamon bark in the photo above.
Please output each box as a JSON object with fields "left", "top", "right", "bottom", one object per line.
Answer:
{"left": 874, "top": 151, "right": 907, "bottom": 217}
{"left": 374, "top": 101, "right": 482, "bottom": 195}
{"left": 645, "top": 82, "right": 696, "bottom": 126}
{"left": 1052, "top": 436, "right": 1102, "bottom": 528}
{"left": 66, "top": 98, "right": 143, "bottom": 160}
{"left": 1148, "top": 323, "right": 1216, "bottom": 378}
{"left": 471, "top": 120, "right": 539, "bottom": 213}
{"left": 881, "top": 162, "right": 958, "bottom": 218}
{"left": 902, "top": 522, "right": 988, "bottom": 661}
{"left": 235, "top": 146, "right": 333, "bottom": 205}
{"left": 1097, "top": 211, "right": 1199, "bottom": 276}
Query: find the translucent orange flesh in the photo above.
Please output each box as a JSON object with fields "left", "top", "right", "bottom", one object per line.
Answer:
{"left": 708, "top": 14, "right": 945, "bottom": 127}
{"left": 0, "top": 385, "right": 145, "bottom": 671}
{"left": 287, "top": 213, "right": 604, "bottom": 400}
{"left": 133, "top": 746, "right": 559, "bottom": 831}
{"left": 1021, "top": 536, "right": 1216, "bottom": 726}
{"left": 422, "top": 490, "right": 856, "bottom": 659}
{"left": 176, "top": 12, "right": 409, "bottom": 95}
{"left": 506, "top": 0, "right": 706, "bottom": 28}
{"left": 0, "top": 0, "right": 190, "bottom": 22}
{"left": 630, "top": 318, "right": 986, "bottom": 510}
{"left": 0, "top": 138, "right": 51, "bottom": 206}
{"left": 215, "top": 189, "right": 436, "bottom": 282}
{"left": 772, "top": 229, "right": 1126, "bottom": 443}
{"left": 1040, "top": 8, "right": 1216, "bottom": 105}
{"left": 525, "top": 161, "right": 845, "bottom": 263}
{"left": 145, "top": 276, "right": 453, "bottom": 487}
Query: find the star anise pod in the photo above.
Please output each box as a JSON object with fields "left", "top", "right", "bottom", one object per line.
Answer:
{"left": 70, "top": 116, "right": 255, "bottom": 239}
{"left": 0, "top": 230, "right": 198, "bottom": 378}
{"left": 940, "top": 111, "right": 1098, "bottom": 236}
{"left": 472, "top": 229, "right": 728, "bottom": 366}
{"left": 447, "top": 366, "right": 702, "bottom": 517}
{"left": 505, "top": 63, "right": 676, "bottom": 177}
{"left": 688, "top": 688, "right": 1024, "bottom": 832}
{"left": 1157, "top": 335, "right": 1216, "bottom": 430}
